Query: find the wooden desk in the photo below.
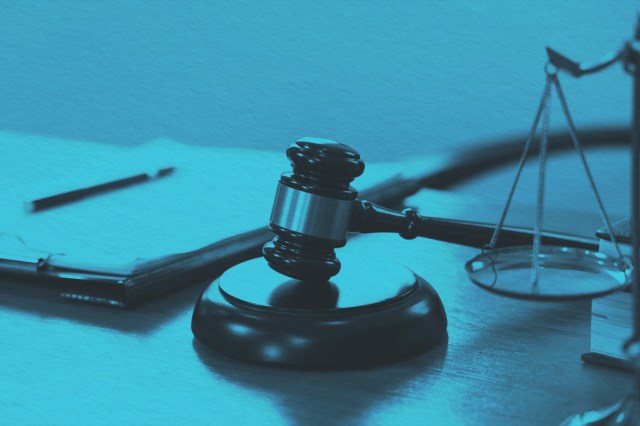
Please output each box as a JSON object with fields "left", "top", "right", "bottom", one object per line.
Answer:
{"left": 0, "top": 157, "right": 633, "bottom": 425}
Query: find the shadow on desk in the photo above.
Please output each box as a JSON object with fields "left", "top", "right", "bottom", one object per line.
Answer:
{"left": 0, "top": 275, "right": 209, "bottom": 333}
{"left": 193, "top": 338, "right": 449, "bottom": 426}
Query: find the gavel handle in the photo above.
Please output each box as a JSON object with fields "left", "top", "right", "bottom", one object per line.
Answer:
{"left": 350, "top": 200, "right": 599, "bottom": 250}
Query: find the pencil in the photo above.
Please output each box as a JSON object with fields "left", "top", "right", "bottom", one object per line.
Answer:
{"left": 26, "top": 167, "right": 176, "bottom": 213}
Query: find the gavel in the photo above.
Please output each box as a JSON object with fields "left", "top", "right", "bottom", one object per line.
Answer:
{"left": 262, "top": 137, "right": 597, "bottom": 282}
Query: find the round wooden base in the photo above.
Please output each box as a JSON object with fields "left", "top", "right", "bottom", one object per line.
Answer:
{"left": 192, "top": 256, "right": 447, "bottom": 369}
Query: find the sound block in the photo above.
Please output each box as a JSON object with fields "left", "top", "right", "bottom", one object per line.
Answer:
{"left": 191, "top": 254, "right": 447, "bottom": 369}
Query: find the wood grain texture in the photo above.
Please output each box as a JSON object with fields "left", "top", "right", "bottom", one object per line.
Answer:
{"left": 0, "top": 179, "right": 632, "bottom": 426}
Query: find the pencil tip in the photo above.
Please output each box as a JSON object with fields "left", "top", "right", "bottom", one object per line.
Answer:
{"left": 157, "top": 167, "right": 176, "bottom": 177}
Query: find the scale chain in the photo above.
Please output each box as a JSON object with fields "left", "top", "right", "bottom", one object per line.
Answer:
{"left": 487, "top": 75, "right": 553, "bottom": 250}
{"left": 530, "top": 76, "right": 553, "bottom": 290}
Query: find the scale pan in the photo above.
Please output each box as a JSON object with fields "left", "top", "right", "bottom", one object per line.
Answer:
{"left": 465, "top": 245, "right": 630, "bottom": 301}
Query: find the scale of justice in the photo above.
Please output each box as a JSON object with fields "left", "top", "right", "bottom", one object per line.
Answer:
{"left": 193, "top": 20, "right": 640, "bottom": 425}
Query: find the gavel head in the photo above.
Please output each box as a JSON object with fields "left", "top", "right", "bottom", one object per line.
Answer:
{"left": 262, "top": 137, "right": 365, "bottom": 282}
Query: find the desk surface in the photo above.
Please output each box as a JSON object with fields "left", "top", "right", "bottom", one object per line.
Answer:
{"left": 1, "top": 159, "right": 633, "bottom": 426}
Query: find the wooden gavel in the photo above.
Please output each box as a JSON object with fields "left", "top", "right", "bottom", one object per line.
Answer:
{"left": 262, "top": 137, "right": 596, "bottom": 282}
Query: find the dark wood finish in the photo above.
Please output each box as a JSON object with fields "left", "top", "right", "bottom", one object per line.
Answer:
{"left": 192, "top": 250, "right": 447, "bottom": 368}
{"left": 283, "top": 137, "right": 364, "bottom": 196}
{"left": 351, "top": 200, "right": 600, "bottom": 250}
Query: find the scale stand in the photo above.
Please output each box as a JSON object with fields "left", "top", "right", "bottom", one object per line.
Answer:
{"left": 520, "top": 20, "right": 640, "bottom": 426}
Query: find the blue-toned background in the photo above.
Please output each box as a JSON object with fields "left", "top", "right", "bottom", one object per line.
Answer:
{"left": 0, "top": 2, "right": 635, "bottom": 160}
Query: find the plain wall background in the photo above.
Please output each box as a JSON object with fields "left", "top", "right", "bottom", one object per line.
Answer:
{"left": 0, "top": 1, "right": 636, "bottom": 161}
